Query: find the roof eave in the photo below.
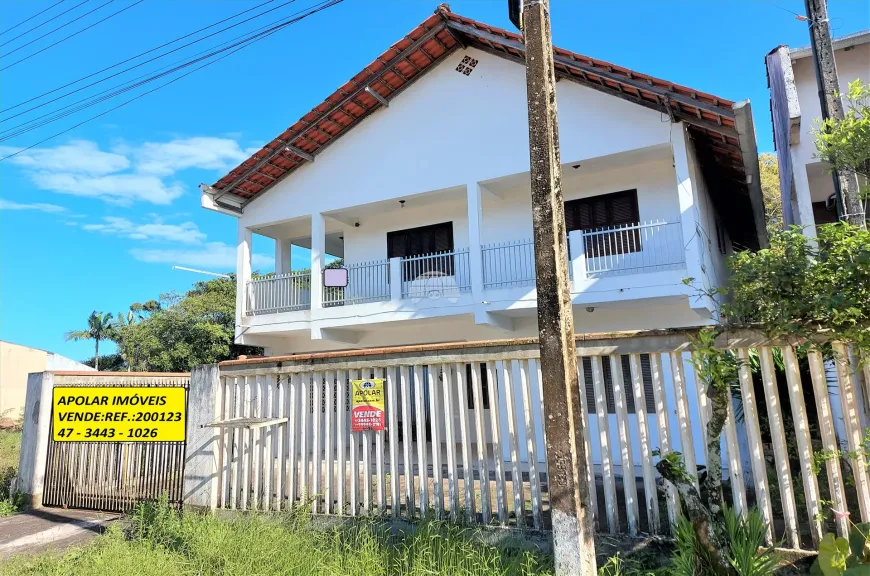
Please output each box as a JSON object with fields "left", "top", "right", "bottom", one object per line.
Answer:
{"left": 732, "top": 100, "right": 769, "bottom": 249}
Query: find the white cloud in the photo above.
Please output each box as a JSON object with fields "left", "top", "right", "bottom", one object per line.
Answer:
{"left": 0, "top": 198, "right": 66, "bottom": 213}
{"left": 2, "top": 136, "right": 254, "bottom": 206}
{"left": 82, "top": 216, "right": 206, "bottom": 244}
{"left": 134, "top": 137, "right": 250, "bottom": 177}
{"left": 0, "top": 140, "right": 129, "bottom": 175}
{"left": 131, "top": 242, "right": 272, "bottom": 271}
{"left": 32, "top": 172, "right": 184, "bottom": 205}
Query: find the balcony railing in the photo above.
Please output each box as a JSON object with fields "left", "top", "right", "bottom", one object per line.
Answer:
{"left": 247, "top": 271, "right": 311, "bottom": 315}
{"left": 400, "top": 248, "right": 472, "bottom": 299}
{"left": 581, "top": 220, "right": 684, "bottom": 278}
{"left": 482, "top": 238, "right": 535, "bottom": 289}
{"left": 323, "top": 259, "right": 390, "bottom": 307}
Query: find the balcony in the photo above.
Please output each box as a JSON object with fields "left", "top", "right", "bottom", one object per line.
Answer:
{"left": 245, "top": 220, "right": 684, "bottom": 317}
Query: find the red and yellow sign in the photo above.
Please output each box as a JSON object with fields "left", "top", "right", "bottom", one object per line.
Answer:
{"left": 351, "top": 378, "right": 385, "bottom": 432}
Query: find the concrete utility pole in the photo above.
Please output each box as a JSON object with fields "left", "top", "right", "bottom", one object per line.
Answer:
{"left": 803, "top": 0, "right": 865, "bottom": 226}
{"left": 514, "top": 0, "right": 596, "bottom": 573}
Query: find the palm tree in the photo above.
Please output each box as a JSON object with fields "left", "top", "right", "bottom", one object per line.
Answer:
{"left": 65, "top": 311, "right": 114, "bottom": 370}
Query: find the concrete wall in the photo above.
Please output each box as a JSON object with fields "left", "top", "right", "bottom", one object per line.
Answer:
{"left": 0, "top": 342, "right": 93, "bottom": 422}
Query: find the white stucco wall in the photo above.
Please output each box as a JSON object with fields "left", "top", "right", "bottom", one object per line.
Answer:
{"left": 239, "top": 46, "right": 672, "bottom": 230}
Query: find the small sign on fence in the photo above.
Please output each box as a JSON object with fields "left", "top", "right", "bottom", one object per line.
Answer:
{"left": 351, "top": 378, "right": 385, "bottom": 432}
{"left": 52, "top": 386, "right": 187, "bottom": 442}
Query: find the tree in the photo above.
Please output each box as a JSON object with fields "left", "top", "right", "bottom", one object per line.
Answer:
{"left": 65, "top": 311, "right": 115, "bottom": 370}
{"left": 758, "top": 153, "right": 783, "bottom": 235}
{"left": 118, "top": 276, "right": 261, "bottom": 372}
{"left": 813, "top": 79, "right": 869, "bottom": 225}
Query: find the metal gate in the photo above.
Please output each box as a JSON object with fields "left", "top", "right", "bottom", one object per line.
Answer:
{"left": 42, "top": 374, "right": 189, "bottom": 512}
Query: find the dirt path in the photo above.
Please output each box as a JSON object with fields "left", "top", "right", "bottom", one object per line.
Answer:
{"left": 0, "top": 508, "right": 119, "bottom": 558}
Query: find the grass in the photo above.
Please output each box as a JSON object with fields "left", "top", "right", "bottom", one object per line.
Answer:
{"left": 0, "top": 430, "right": 22, "bottom": 517}
{"left": 0, "top": 498, "right": 554, "bottom": 576}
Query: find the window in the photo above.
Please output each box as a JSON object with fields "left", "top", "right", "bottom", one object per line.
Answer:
{"left": 387, "top": 222, "right": 455, "bottom": 281}
{"left": 581, "top": 354, "right": 656, "bottom": 414}
{"left": 565, "top": 190, "right": 641, "bottom": 256}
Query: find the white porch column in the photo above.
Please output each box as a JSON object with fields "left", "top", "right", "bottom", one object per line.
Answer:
{"left": 671, "top": 122, "right": 715, "bottom": 315}
{"left": 389, "top": 257, "right": 402, "bottom": 301}
{"left": 790, "top": 154, "right": 818, "bottom": 240}
{"left": 275, "top": 239, "right": 292, "bottom": 275}
{"left": 235, "top": 224, "right": 252, "bottom": 336}
{"left": 466, "top": 182, "right": 484, "bottom": 300}
{"left": 310, "top": 212, "right": 325, "bottom": 310}
{"left": 568, "top": 229, "right": 586, "bottom": 282}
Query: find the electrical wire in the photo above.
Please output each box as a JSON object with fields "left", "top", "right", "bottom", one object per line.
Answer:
{"left": 1, "top": 0, "right": 68, "bottom": 37}
{"left": 0, "top": 0, "right": 146, "bottom": 72}
{"left": 0, "top": 0, "right": 344, "bottom": 163}
{"left": 0, "top": 6, "right": 314, "bottom": 142}
{"left": 0, "top": 0, "right": 284, "bottom": 116}
{"left": 1, "top": 0, "right": 110, "bottom": 55}
{"left": 0, "top": 0, "right": 87, "bottom": 45}
{"left": 0, "top": 15, "right": 288, "bottom": 138}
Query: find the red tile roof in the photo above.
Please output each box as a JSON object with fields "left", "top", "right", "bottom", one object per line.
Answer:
{"left": 209, "top": 4, "right": 759, "bottom": 246}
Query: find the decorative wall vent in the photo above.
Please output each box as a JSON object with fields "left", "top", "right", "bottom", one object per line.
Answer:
{"left": 455, "top": 55, "right": 478, "bottom": 76}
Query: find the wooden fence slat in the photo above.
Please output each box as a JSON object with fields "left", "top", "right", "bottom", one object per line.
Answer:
{"left": 312, "top": 373, "right": 322, "bottom": 514}
{"left": 252, "top": 376, "right": 263, "bottom": 511}
{"left": 782, "top": 346, "right": 822, "bottom": 546}
{"left": 349, "top": 370, "right": 360, "bottom": 516}
{"left": 456, "top": 362, "right": 476, "bottom": 520}
{"left": 759, "top": 346, "right": 800, "bottom": 549}
{"left": 723, "top": 385, "right": 747, "bottom": 518}
{"left": 276, "top": 374, "right": 285, "bottom": 511}
{"left": 629, "top": 354, "right": 659, "bottom": 534}
{"left": 300, "top": 373, "right": 310, "bottom": 506}
{"left": 487, "top": 361, "right": 507, "bottom": 525}
{"left": 736, "top": 348, "right": 774, "bottom": 545}
{"left": 363, "top": 380, "right": 372, "bottom": 515}
{"left": 443, "top": 364, "right": 460, "bottom": 518}
{"left": 500, "top": 360, "right": 524, "bottom": 526}
{"left": 414, "top": 365, "right": 429, "bottom": 515}
{"left": 834, "top": 342, "right": 870, "bottom": 521}
{"left": 577, "top": 359, "right": 598, "bottom": 530}
{"left": 428, "top": 366, "right": 444, "bottom": 518}
{"left": 241, "top": 376, "right": 252, "bottom": 511}
{"left": 266, "top": 375, "right": 276, "bottom": 510}
{"left": 472, "top": 361, "right": 492, "bottom": 525}
{"left": 230, "top": 377, "right": 241, "bottom": 510}
{"left": 324, "top": 370, "right": 335, "bottom": 514}
{"left": 520, "top": 359, "right": 542, "bottom": 529}
{"left": 591, "top": 355, "right": 618, "bottom": 534}
{"left": 375, "top": 368, "right": 386, "bottom": 515}
{"left": 670, "top": 352, "right": 698, "bottom": 487}
{"left": 808, "top": 350, "right": 849, "bottom": 537}
{"left": 387, "top": 367, "right": 400, "bottom": 517}
{"left": 287, "top": 373, "right": 298, "bottom": 508}
{"left": 337, "top": 370, "right": 347, "bottom": 514}
{"left": 400, "top": 366, "right": 415, "bottom": 517}
{"left": 694, "top": 359, "right": 710, "bottom": 462}
{"left": 611, "top": 355, "right": 639, "bottom": 535}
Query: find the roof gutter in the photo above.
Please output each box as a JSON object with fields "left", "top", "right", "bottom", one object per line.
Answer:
{"left": 200, "top": 184, "right": 243, "bottom": 217}
{"left": 731, "top": 100, "right": 769, "bottom": 249}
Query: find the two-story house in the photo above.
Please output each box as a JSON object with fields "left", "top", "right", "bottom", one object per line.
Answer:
{"left": 202, "top": 4, "right": 767, "bottom": 356}
{"left": 766, "top": 30, "right": 869, "bottom": 237}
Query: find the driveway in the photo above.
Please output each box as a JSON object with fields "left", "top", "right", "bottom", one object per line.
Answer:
{"left": 0, "top": 508, "right": 119, "bottom": 558}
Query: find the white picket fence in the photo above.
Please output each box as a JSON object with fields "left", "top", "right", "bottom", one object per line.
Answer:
{"left": 206, "top": 330, "right": 870, "bottom": 549}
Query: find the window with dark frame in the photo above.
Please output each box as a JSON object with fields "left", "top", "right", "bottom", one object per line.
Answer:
{"left": 387, "top": 222, "right": 455, "bottom": 281}
{"left": 565, "top": 189, "right": 641, "bottom": 256}
{"left": 581, "top": 354, "right": 656, "bottom": 414}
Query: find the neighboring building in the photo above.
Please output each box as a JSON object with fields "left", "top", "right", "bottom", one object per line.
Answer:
{"left": 202, "top": 5, "right": 767, "bottom": 356}
{"left": 766, "top": 30, "right": 870, "bottom": 236}
{"left": 0, "top": 341, "right": 93, "bottom": 422}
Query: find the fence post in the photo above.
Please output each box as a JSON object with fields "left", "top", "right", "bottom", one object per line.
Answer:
{"left": 568, "top": 230, "right": 586, "bottom": 281}
{"left": 389, "top": 257, "right": 402, "bottom": 301}
{"left": 183, "top": 364, "right": 222, "bottom": 511}
{"left": 15, "top": 372, "right": 53, "bottom": 508}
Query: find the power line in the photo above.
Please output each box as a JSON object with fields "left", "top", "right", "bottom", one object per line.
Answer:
{"left": 1, "top": 0, "right": 68, "bottom": 37}
{"left": 0, "top": 0, "right": 145, "bottom": 72}
{"left": 0, "top": 7, "right": 315, "bottom": 142}
{"left": 0, "top": 13, "right": 297, "bottom": 139}
{"left": 0, "top": 0, "right": 91, "bottom": 49}
{"left": 1, "top": 0, "right": 118, "bottom": 59}
{"left": 0, "top": 0, "right": 281, "bottom": 115}
{"left": 0, "top": 0, "right": 343, "bottom": 162}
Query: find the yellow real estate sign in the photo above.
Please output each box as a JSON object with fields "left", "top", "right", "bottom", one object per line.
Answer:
{"left": 351, "top": 378, "right": 385, "bottom": 432}
{"left": 52, "top": 387, "right": 186, "bottom": 442}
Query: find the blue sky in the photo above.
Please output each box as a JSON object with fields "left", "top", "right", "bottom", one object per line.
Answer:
{"left": 0, "top": 0, "right": 868, "bottom": 362}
